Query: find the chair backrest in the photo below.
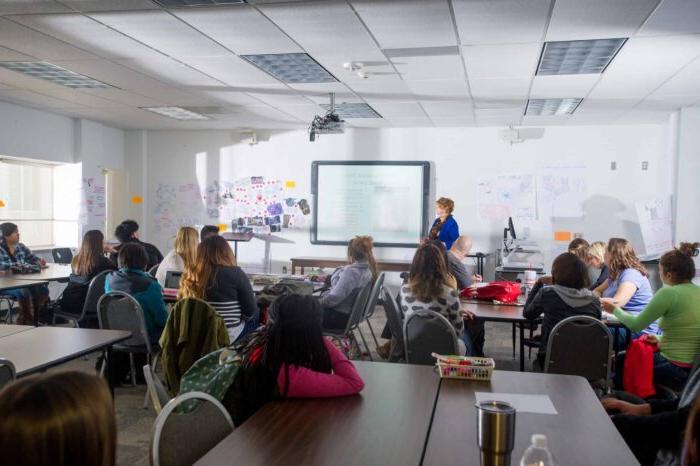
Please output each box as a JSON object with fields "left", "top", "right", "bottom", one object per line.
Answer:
{"left": 0, "top": 358, "right": 16, "bottom": 390}
{"left": 344, "top": 281, "right": 373, "bottom": 333}
{"left": 152, "top": 391, "right": 234, "bottom": 466}
{"left": 544, "top": 315, "right": 612, "bottom": 384}
{"left": 363, "top": 272, "right": 385, "bottom": 319}
{"left": 382, "top": 287, "right": 404, "bottom": 345}
{"left": 404, "top": 310, "right": 459, "bottom": 365}
{"left": 78, "top": 269, "right": 111, "bottom": 319}
{"left": 148, "top": 264, "right": 160, "bottom": 278}
{"left": 97, "top": 291, "right": 152, "bottom": 354}
{"left": 143, "top": 364, "right": 172, "bottom": 415}
{"left": 52, "top": 247, "right": 73, "bottom": 264}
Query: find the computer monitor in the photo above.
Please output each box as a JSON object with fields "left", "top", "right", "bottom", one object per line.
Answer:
{"left": 503, "top": 217, "right": 517, "bottom": 253}
{"left": 164, "top": 271, "right": 182, "bottom": 290}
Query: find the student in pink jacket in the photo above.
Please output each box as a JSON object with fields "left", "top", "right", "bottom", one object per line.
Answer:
{"left": 228, "top": 294, "right": 364, "bottom": 425}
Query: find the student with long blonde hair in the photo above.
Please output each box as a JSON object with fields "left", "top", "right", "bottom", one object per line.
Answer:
{"left": 320, "top": 236, "right": 377, "bottom": 331}
{"left": 595, "top": 238, "right": 655, "bottom": 338}
{"left": 0, "top": 371, "right": 116, "bottom": 466}
{"left": 179, "top": 235, "right": 257, "bottom": 342}
{"left": 155, "top": 226, "right": 198, "bottom": 287}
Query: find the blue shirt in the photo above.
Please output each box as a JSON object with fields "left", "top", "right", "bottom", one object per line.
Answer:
{"left": 604, "top": 268, "right": 657, "bottom": 334}
{"left": 431, "top": 215, "right": 459, "bottom": 250}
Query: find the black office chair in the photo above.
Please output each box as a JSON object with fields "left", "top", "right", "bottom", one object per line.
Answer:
{"left": 0, "top": 358, "right": 16, "bottom": 390}
{"left": 52, "top": 248, "right": 73, "bottom": 264}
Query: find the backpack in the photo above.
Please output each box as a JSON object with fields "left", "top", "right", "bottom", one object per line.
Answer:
{"left": 623, "top": 336, "right": 656, "bottom": 398}
{"left": 461, "top": 281, "right": 521, "bottom": 304}
{"left": 177, "top": 348, "right": 241, "bottom": 413}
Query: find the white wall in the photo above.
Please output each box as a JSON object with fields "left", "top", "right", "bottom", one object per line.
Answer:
{"left": 138, "top": 122, "right": 676, "bottom": 276}
{"left": 675, "top": 107, "right": 700, "bottom": 245}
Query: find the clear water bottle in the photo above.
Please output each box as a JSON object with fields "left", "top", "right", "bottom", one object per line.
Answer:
{"left": 520, "top": 434, "right": 556, "bottom": 466}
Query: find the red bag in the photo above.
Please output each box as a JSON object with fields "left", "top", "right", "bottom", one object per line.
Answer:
{"left": 623, "top": 336, "right": 656, "bottom": 398}
{"left": 461, "top": 281, "right": 521, "bottom": 304}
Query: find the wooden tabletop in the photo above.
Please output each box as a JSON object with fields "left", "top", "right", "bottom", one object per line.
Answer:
{"left": 0, "top": 327, "right": 131, "bottom": 377}
{"left": 462, "top": 300, "right": 528, "bottom": 323}
{"left": 0, "top": 276, "right": 49, "bottom": 292}
{"left": 8, "top": 263, "right": 73, "bottom": 282}
{"left": 221, "top": 232, "right": 254, "bottom": 242}
{"left": 195, "top": 361, "right": 440, "bottom": 466}
{"left": 0, "top": 324, "right": 33, "bottom": 338}
{"left": 423, "top": 372, "right": 639, "bottom": 466}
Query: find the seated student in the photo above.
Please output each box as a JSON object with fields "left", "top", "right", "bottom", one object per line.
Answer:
{"left": 320, "top": 236, "right": 376, "bottom": 331}
{"left": 0, "top": 222, "right": 48, "bottom": 325}
{"left": 179, "top": 235, "right": 258, "bottom": 342}
{"left": 568, "top": 238, "right": 610, "bottom": 290}
{"left": 524, "top": 252, "right": 602, "bottom": 369}
{"left": 602, "top": 356, "right": 700, "bottom": 466}
{"left": 447, "top": 236, "right": 482, "bottom": 289}
{"left": 399, "top": 243, "right": 469, "bottom": 355}
{"left": 603, "top": 243, "right": 700, "bottom": 391}
{"left": 59, "top": 230, "right": 115, "bottom": 323}
{"left": 226, "top": 294, "right": 364, "bottom": 425}
{"left": 109, "top": 220, "right": 163, "bottom": 270}
{"left": 0, "top": 371, "right": 116, "bottom": 466}
{"left": 200, "top": 225, "right": 220, "bottom": 242}
{"left": 595, "top": 238, "right": 656, "bottom": 340}
{"left": 105, "top": 243, "right": 168, "bottom": 347}
{"left": 155, "top": 226, "right": 198, "bottom": 287}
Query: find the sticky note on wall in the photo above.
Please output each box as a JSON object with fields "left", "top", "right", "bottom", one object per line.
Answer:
{"left": 218, "top": 224, "right": 228, "bottom": 232}
{"left": 554, "top": 231, "right": 572, "bottom": 242}
{"left": 131, "top": 196, "right": 143, "bottom": 204}
{"left": 285, "top": 180, "right": 296, "bottom": 189}
{"left": 0, "top": 200, "right": 5, "bottom": 207}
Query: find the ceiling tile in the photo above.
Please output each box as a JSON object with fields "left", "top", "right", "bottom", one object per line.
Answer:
{"left": 521, "top": 115, "right": 570, "bottom": 125}
{"left": 385, "top": 116, "right": 433, "bottom": 127}
{"left": 452, "top": 0, "right": 551, "bottom": 45}
{"left": 421, "top": 100, "right": 472, "bottom": 118}
{"left": 351, "top": 0, "right": 456, "bottom": 49}
{"left": 475, "top": 115, "right": 522, "bottom": 127}
{"left": 367, "top": 102, "right": 426, "bottom": 118}
{"left": 347, "top": 77, "right": 413, "bottom": 102}
{"left": 650, "top": 56, "right": 700, "bottom": 96}
{"left": 614, "top": 109, "right": 673, "bottom": 124}
{"left": 392, "top": 54, "right": 464, "bottom": 81}
{"left": 273, "top": 103, "right": 323, "bottom": 120}
{"left": 404, "top": 79, "right": 469, "bottom": 100}
{"left": 171, "top": 5, "right": 302, "bottom": 55}
{"left": 0, "top": 1, "right": 71, "bottom": 15}
{"left": 546, "top": 0, "right": 659, "bottom": 41}
{"left": 0, "top": 44, "right": 35, "bottom": 61}
{"left": 345, "top": 118, "right": 391, "bottom": 128}
{"left": 61, "top": 0, "right": 158, "bottom": 12}
{"left": 464, "top": 43, "right": 541, "bottom": 79}
{"left": 116, "top": 56, "right": 223, "bottom": 87}
{"left": 529, "top": 74, "right": 600, "bottom": 98}
{"left": 469, "top": 77, "right": 532, "bottom": 99}
{"left": 247, "top": 85, "right": 315, "bottom": 106}
{"left": 638, "top": 0, "right": 700, "bottom": 36}
{"left": 0, "top": 17, "right": 96, "bottom": 60}
{"left": 430, "top": 117, "right": 475, "bottom": 127}
{"left": 183, "top": 55, "right": 281, "bottom": 86}
{"left": 90, "top": 10, "right": 229, "bottom": 60}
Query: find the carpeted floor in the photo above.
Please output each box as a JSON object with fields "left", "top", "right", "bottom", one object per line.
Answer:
{"left": 46, "top": 306, "right": 532, "bottom": 466}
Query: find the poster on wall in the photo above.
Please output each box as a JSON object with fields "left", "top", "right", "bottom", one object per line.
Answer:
{"left": 537, "top": 166, "right": 588, "bottom": 218}
{"left": 153, "top": 182, "right": 201, "bottom": 237}
{"left": 635, "top": 196, "right": 673, "bottom": 257}
{"left": 80, "top": 177, "right": 106, "bottom": 225}
{"left": 477, "top": 174, "right": 537, "bottom": 220}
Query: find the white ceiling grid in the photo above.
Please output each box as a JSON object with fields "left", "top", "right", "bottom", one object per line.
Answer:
{"left": 0, "top": 0, "right": 695, "bottom": 130}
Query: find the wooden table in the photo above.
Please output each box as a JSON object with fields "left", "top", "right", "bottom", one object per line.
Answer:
{"left": 0, "top": 327, "right": 131, "bottom": 394}
{"left": 291, "top": 256, "right": 412, "bottom": 275}
{"left": 195, "top": 361, "right": 440, "bottom": 466}
{"left": 0, "top": 324, "right": 33, "bottom": 338}
{"left": 423, "top": 372, "right": 639, "bottom": 466}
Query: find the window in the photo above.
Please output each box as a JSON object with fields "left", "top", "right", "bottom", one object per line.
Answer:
{"left": 0, "top": 159, "right": 81, "bottom": 248}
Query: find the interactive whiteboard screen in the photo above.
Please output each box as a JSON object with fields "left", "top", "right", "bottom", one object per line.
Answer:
{"left": 311, "top": 161, "right": 430, "bottom": 247}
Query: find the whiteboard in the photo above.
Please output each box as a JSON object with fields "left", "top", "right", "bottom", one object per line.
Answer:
{"left": 311, "top": 161, "right": 430, "bottom": 247}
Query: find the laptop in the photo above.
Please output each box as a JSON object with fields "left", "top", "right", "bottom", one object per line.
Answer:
{"left": 162, "top": 271, "right": 182, "bottom": 298}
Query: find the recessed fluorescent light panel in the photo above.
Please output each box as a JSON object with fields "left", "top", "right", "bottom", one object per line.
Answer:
{"left": 0, "top": 61, "right": 113, "bottom": 89}
{"left": 240, "top": 53, "right": 337, "bottom": 84}
{"left": 525, "top": 98, "right": 582, "bottom": 116}
{"left": 321, "top": 102, "right": 382, "bottom": 119}
{"left": 537, "top": 38, "right": 627, "bottom": 75}
{"left": 153, "top": 0, "right": 246, "bottom": 6}
{"left": 140, "top": 107, "right": 210, "bottom": 120}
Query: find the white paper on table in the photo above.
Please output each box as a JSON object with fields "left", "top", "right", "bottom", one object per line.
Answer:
{"left": 475, "top": 392, "right": 558, "bottom": 415}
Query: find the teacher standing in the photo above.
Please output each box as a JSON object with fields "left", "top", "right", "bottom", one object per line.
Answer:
{"left": 429, "top": 197, "right": 459, "bottom": 250}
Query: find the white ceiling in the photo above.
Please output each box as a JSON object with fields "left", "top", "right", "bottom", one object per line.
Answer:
{"left": 0, "top": 0, "right": 697, "bottom": 130}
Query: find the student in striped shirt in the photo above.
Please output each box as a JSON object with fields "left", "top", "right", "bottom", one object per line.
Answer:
{"left": 179, "top": 235, "right": 258, "bottom": 342}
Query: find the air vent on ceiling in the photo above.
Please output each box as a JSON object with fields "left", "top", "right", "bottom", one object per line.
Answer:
{"left": 537, "top": 38, "right": 627, "bottom": 75}
{"left": 241, "top": 53, "right": 337, "bottom": 84}
{"left": 525, "top": 98, "right": 582, "bottom": 116}
{"left": 320, "top": 102, "right": 382, "bottom": 119}
{"left": 140, "top": 107, "right": 210, "bottom": 120}
{"left": 0, "top": 61, "right": 114, "bottom": 89}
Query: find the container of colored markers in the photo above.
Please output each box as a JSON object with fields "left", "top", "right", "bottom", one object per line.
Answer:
{"left": 432, "top": 353, "right": 495, "bottom": 381}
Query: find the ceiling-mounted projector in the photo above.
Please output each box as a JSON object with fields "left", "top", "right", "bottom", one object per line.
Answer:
{"left": 309, "top": 93, "right": 345, "bottom": 142}
{"left": 499, "top": 126, "right": 546, "bottom": 145}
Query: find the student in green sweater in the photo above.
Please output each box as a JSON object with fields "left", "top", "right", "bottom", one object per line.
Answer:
{"left": 602, "top": 242, "right": 700, "bottom": 391}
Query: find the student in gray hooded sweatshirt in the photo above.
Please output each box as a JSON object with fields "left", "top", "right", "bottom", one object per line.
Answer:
{"left": 524, "top": 252, "right": 602, "bottom": 369}
{"left": 321, "top": 236, "right": 377, "bottom": 332}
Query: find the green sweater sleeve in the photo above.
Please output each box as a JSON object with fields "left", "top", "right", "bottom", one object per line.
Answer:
{"left": 613, "top": 287, "right": 675, "bottom": 333}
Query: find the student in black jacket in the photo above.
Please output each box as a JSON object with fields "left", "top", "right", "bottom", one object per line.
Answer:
{"left": 109, "top": 220, "right": 163, "bottom": 270}
{"left": 523, "top": 252, "right": 602, "bottom": 368}
{"left": 59, "top": 230, "right": 115, "bottom": 325}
